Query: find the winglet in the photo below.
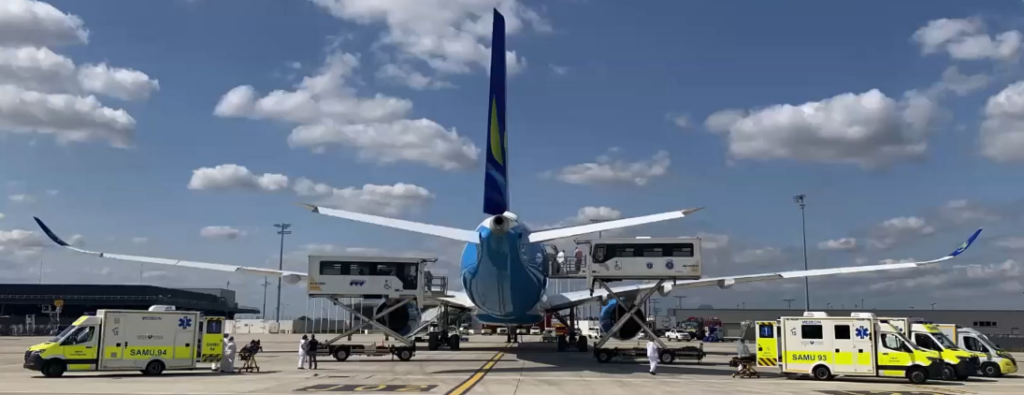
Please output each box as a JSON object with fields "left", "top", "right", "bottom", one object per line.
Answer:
{"left": 296, "top": 203, "right": 320, "bottom": 213}
{"left": 33, "top": 217, "right": 70, "bottom": 247}
{"left": 682, "top": 207, "right": 705, "bottom": 215}
{"left": 948, "top": 228, "right": 983, "bottom": 257}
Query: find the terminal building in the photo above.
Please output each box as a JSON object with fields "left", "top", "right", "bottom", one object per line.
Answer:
{"left": 0, "top": 283, "right": 259, "bottom": 336}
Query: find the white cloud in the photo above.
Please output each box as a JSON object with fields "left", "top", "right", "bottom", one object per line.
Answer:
{"left": 8, "top": 194, "right": 35, "bottom": 203}
{"left": 734, "top": 247, "right": 781, "bottom": 264}
{"left": 293, "top": 177, "right": 434, "bottom": 216}
{"left": 550, "top": 64, "right": 568, "bottom": 75}
{"left": 309, "top": 0, "right": 549, "bottom": 79}
{"left": 0, "top": 2, "right": 152, "bottom": 148}
{"left": 929, "top": 66, "right": 990, "bottom": 97}
{"left": 287, "top": 119, "right": 479, "bottom": 171}
{"left": 131, "top": 237, "right": 148, "bottom": 244}
{"left": 912, "top": 17, "right": 1022, "bottom": 61}
{"left": 705, "top": 89, "right": 937, "bottom": 169}
{"left": 869, "top": 259, "right": 1021, "bottom": 294}
{"left": 375, "top": 63, "right": 453, "bottom": 90}
{"left": 696, "top": 232, "right": 729, "bottom": 250}
{"left": 937, "top": 199, "right": 1000, "bottom": 223}
{"left": 0, "top": 0, "right": 89, "bottom": 47}
{"left": 542, "top": 150, "right": 670, "bottom": 186}
{"left": 200, "top": 226, "right": 246, "bottom": 240}
{"left": 979, "top": 80, "right": 1024, "bottom": 162}
{"left": 666, "top": 112, "right": 691, "bottom": 129}
{"left": 0, "top": 212, "right": 5, "bottom": 219}
{"left": 993, "top": 236, "right": 1024, "bottom": 250}
{"left": 213, "top": 52, "right": 479, "bottom": 170}
{"left": 187, "top": 164, "right": 290, "bottom": 192}
{"left": 866, "top": 216, "right": 935, "bottom": 249}
{"left": 818, "top": 237, "right": 858, "bottom": 251}
{"left": 0, "top": 84, "right": 136, "bottom": 147}
{"left": 76, "top": 63, "right": 160, "bottom": 101}
{"left": 45, "top": 189, "right": 57, "bottom": 196}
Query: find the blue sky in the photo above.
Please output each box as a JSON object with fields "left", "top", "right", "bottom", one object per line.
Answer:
{"left": 2, "top": 0, "right": 1023, "bottom": 318}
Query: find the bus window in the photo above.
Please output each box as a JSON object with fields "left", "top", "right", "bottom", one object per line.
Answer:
{"left": 641, "top": 247, "right": 663, "bottom": 257}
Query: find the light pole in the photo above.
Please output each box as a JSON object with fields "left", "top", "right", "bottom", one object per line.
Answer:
{"left": 793, "top": 194, "right": 810, "bottom": 310}
{"left": 931, "top": 303, "right": 936, "bottom": 311}
{"left": 783, "top": 298, "right": 796, "bottom": 309}
{"left": 274, "top": 223, "right": 292, "bottom": 322}
{"left": 674, "top": 296, "right": 686, "bottom": 309}
{"left": 261, "top": 278, "right": 270, "bottom": 320}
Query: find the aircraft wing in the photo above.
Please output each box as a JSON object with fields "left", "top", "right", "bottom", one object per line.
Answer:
{"left": 299, "top": 204, "right": 479, "bottom": 244}
{"left": 527, "top": 207, "right": 704, "bottom": 243}
{"left": 33, "top": 217, "right": 308, "bottom": 279}
{"left": 543, "top": 228, "right": 983, "bottom": 311}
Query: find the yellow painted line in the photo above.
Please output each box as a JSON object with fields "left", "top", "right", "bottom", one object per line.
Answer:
{"left": 444, "top": 351, "right": 506, "bottom": 395}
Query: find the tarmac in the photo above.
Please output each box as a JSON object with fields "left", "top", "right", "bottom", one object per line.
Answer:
{"left": 2, "top": 333, "right": 1022, "bottom": 395}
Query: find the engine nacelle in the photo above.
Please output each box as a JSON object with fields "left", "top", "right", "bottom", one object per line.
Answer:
{"left": 282, "top": 274, "right": 302, "bottom": 285}
{"left": 374, "top": 299, "right": 421, "bottom": 337}
{"left": 599, "top": 299, "right": 647, "bottom": 340}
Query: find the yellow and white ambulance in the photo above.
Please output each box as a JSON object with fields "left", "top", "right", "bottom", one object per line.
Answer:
{"left": 934, "top": 324, "right": 1018, "bottom": 377}
{"left": 757, "top": 312, "right": 943, "bottom": 384}
{"left": 23, "top": 306, "right": 225, "bottom": 377}
{"left": 876, "top": 318, "right": 981, "bottom": 381}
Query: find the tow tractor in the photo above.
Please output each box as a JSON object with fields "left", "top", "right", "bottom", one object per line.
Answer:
{"left": 306, "top": 255, "right": 453, "bottom": 362}
{"left": 548, "top": 237, "right": 706, "bottom": 364}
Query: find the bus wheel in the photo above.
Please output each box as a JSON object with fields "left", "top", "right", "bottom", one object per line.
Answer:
{"left": 981, "top": 362, "right": 1002, "bottom": 377}
{"left": 940, "top": 364, "right": 956, "bottom": 381}
{"left": 142, "top": 361, "right": 165, "bottom": 376}
{"left": 907, "top": 366, "right": 928, "bottom": 384}
{"left": 41, "top": 361, "right": 66, "bottom": 378}
{"left": 812, "top": 365, "right": 832, "bottom": 381}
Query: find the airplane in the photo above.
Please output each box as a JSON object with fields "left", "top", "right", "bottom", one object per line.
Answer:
{"left": 33, "top": 9, "right": 984, "bottom": 347}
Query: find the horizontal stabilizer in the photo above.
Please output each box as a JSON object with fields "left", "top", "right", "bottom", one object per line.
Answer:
{"left": 299, "top": 204, "right": 479, "bottom": 244}
{"left": 527, "top": 207, "right": 704, "bottom": 243}
{"left": 33, "top": 217, "right": 307, "bottom": 279}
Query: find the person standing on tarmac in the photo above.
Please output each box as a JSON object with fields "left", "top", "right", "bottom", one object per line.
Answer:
{"left": 646, "top": 339, "right": 659, "bottom": 375}
{"left": 212, "top": 333, "right": 228, "bottom": 371}
{"left": 298, "top": 335, "right": 309, "bottom": 369}
{"left": 222, "top": 336, "right": 237, "bottom": 373}
{"left": 306, "top": 335, "right": 319, "bottom": 370}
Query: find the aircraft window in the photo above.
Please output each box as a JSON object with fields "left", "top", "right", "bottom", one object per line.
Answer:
{"left": 801, "top": 325, "right": 823, "bottom": 340}
{"left": 963, "top": 336, "right": 987, "bottom": 353}
{"left": 834, "top": 325, "right": 851, "bottom": 340}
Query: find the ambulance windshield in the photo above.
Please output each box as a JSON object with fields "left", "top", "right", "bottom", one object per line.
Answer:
{"left": 976, "top": 333, "right": 1003, "bottom": 351}
{"left": 933, "top": 332, "right": 958, "bottom": 349}
{"left": 48, "top": 325, "right": 77, "bottom": 343}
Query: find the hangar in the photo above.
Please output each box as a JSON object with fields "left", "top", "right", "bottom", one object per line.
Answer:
{"left": 0, "top": 283, "right": 259, "bottom": 336}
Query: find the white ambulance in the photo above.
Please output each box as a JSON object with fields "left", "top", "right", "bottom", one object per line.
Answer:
{"left": 757, "top": 312, "right": 943, "bottom": 384}
{"left": 933, "top": 324, "right": 1018, "bottom": 377}
{"left": 24, "top": 307, "right": 225, "bottom": 378}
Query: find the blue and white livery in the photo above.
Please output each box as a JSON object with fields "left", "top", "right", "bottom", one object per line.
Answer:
{"left": 33, "top": 9, "right": 985, "bottom": 342}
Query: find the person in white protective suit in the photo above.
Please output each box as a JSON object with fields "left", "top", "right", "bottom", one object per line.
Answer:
{"left": 646, "top": 339, "right": 659, "bottom": 375}
{"left": 298, "top": 335, "right": 309, "bottom": 369}
{"left": 221, "top": 336, "right": 237, "bottom": 373}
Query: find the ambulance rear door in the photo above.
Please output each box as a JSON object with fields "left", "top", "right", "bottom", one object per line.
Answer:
{"left": 200, "top": 317, "right": 224, "bottom": 364}
{"left": 756, "top": 321, "right": 778, "bottom": 368}
{"left": 99, "top": 312, "right": 133, "bottom": 370}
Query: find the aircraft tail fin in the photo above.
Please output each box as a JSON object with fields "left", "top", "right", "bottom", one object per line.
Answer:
{"left": 483, "top": 9, "right": 510, "bottom": 216}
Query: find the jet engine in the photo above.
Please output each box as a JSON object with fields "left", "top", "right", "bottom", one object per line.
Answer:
{"left": 598, "top": 299, "right": 647, "bottom": 340}
{"left": 282, "top": 274, "right": 302, "bottom": 285}
{"left": 374, "top": 299, "right": 421, "bottom": 336}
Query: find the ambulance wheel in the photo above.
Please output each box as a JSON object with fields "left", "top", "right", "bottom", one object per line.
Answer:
{"left": 596, "top": 350, "right": 613, "bottom": 363}
{"left": 981, "top": 362, "right": 1002, "bottom": 377}
{"left": 448, "top": 334, "right": 461, "bottom": 351}
{"left": 396, "top": 348, "right": 413, "bottom": 361}
{"left": 940, "top": 364, "right": 956, "bottom": 381}
{"left": 142, "top": 361, "right": 165, "bottom": 376}
{"left": 659, "top": 350, "right": 676, "bottom": 364}
{"left": 334, "top": 348, "right": 349, "bottom": 362}
{"left": 812, "top": 365, "right": 832, "bottom": 381}
{"left": 41, "top": 360, "right": 66, "bottom": 378}
{"left": 907, "top": 366, "right": 928, "bottom": 384}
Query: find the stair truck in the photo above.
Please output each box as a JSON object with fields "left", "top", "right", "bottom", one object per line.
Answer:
{"left": 758, "top": 312, "right": 943, "bottom": 384}
{"left": 24, "top": 306, "right": 225, "bottom": 378}
{"left": 933, "top": 323, "right": 1018, "bottom": 377}
{"left": 877, "top": 318, "right": 981, "bottom": 381}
